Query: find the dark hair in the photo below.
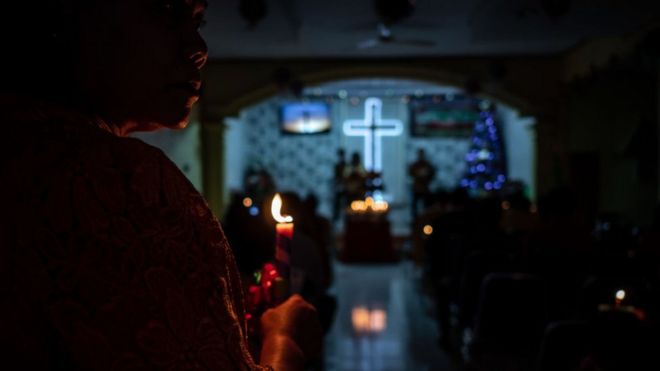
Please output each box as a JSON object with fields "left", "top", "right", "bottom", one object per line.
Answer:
{"left": 2, "top": 1, "right": 84, "bottom": 102}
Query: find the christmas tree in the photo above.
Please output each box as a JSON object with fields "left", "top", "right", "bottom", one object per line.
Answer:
{"left": 460, "top": 105, "right": 507, "bottom": 196}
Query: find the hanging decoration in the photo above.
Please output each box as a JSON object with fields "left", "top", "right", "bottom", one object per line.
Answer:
{"left": 460, "top": 104, "right": 507, "bottom": 196}
{"left": 464, "top": 77, "right": 482, "bottom": 96}
{"left": 271, "top": 67, "right": 306, "bottom": 97}
{"left": 289, "top": 80, "right": 305, "bottom": 98}
{"left": 239, "top": 0, "right": 268, "bottom": 28}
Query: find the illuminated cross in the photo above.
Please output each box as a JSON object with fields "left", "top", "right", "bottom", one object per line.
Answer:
{"left": 343, "top": 98, "right": 403, "bottom": 172}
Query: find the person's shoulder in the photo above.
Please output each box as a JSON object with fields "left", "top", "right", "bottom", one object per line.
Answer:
{"left": 63, "top": 126, "right": 172, "bottom": 177}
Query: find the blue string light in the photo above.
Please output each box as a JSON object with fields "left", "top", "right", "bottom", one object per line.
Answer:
{"left": 461, "top": 104, "right": 506, "bottom": 196}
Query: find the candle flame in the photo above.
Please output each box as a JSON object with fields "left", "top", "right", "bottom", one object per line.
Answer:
{"left": 271, "top": 193, "right": 293, "bottom": 223}
{"left": 616, "top": 289, "right": 626, "bottom": 301}
{"left": 351, "top": 200, "right": 366, "bottom": 212}
{"left": 349, "top": 197, "right": 389, "bottom": 213}
{"left": 373, "top": 200, "right": 389, "bottom": 212}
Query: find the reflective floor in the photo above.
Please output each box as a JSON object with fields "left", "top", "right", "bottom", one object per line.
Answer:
{"left": 324, "top": 261, "right": 456, "bottom": 371}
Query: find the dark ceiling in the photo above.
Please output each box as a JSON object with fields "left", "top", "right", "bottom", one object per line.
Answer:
{"left": 202, "top": 0, "right": 660, "bottom": 59}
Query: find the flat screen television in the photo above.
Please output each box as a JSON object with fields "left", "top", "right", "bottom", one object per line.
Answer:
{"left": 280, "top": 102, "right": 332, "bottom": 135}
{"left": 410, "top": 97, "right": 479, "bottom": 137}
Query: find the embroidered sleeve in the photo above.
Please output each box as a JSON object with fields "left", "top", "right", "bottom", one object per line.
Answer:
{"left": 5, "top": 132, "right": 268, "bottom": 370}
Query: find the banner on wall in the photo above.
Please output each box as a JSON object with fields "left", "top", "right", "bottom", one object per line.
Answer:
{"left": 409, "top": 96, "right": 479, "bottom": 138}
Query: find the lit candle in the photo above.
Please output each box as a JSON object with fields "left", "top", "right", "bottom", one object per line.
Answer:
{"left": 615, "top": 289, "right": 626, "bottom": 307}
{"left": 271, "top": 194, "right": 294, "bottom": 287}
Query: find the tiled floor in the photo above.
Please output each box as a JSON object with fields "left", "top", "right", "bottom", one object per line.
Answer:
{"left": 324, "top": 261, "right": 456, "bottom": 371}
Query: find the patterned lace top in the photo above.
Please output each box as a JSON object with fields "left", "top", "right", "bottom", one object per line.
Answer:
{"left": 0, "top": 105, "right": 268, "bottom": 370}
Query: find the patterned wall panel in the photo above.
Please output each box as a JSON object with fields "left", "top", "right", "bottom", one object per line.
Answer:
{"left": 241, "top": 100, "right": 340, "bottom": 216}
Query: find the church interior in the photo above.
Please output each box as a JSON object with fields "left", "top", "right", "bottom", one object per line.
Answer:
{"left": 5, "top": 0, "right": 660, "bottom": 370}
{"left": 131, "top": 1, "right": 660, "bottom": 370}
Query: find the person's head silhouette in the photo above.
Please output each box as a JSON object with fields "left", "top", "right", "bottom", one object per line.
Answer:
{"left": 4, "top": 0, "right": 208, "bottom": 135}
{"left": 350, "top": 152, "right": 361, "bottom": 166}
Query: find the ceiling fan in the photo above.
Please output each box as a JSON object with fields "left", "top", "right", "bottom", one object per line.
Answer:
{"left": 353, "top": 0, "right": 437, "bottom": 50}
{"left": 355, "top": 22, "right": 437, "bottom": 50}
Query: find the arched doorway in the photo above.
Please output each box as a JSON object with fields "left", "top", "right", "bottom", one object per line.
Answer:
{"left": 222, "top": 77, "right": 536, "bottom": 234}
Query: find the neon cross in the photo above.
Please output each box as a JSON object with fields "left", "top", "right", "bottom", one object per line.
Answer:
{"left": 343, "top": 98, "right": 403, "bottom": 172}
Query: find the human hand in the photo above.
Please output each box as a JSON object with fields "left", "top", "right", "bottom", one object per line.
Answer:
{"left": 260, "top": 294, "right": 322, "bottom": 361}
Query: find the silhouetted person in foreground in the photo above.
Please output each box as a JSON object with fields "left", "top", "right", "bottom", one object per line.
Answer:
{"left": 1, "top": 1, "right": 320, "bottom": 369}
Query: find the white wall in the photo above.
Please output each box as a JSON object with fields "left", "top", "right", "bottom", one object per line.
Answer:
{"left": 131, "top": 121, "right": 203, "bottom": 192}
{"left": 224, "top": 117, "right": 248, "bottom": 204}
{"left": 498, "top": 108, "right": 537, "bottom": 200}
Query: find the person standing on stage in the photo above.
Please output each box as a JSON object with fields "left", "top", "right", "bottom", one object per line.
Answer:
{"left": 409, "top": 148, "right": 436, "bottom": 221}
{"left": 332, "top": 148, "right": 347, "bottom": 222}
{"left": 344, "top": 152, "right": 367, "bottom": 204}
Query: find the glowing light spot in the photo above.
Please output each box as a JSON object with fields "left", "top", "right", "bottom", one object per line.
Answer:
{"left": 423, "top": 225, "right": 433, "bottom": 236}
{"left": 352, "top": 307, "right": 370, "bottom": 333}
{"left": 477, "top": 149, "right": 491, "bottom": 160}
{"left": 350, "top": 197, "right": 388, "bottom": 213}
{"left": 369, "top": 309, "right": 387, "bottom": 333}
{"left": 616, "top": 290, "right": 626, "bottom": 301}
{"left": 351, "top": 200, "right": 366, "bottom": 212}
{"left": 243, "top": 197, "right": 253, "bottom": 208}
{"left": 351, "top": 307, "right": 388, "bottom": 334}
